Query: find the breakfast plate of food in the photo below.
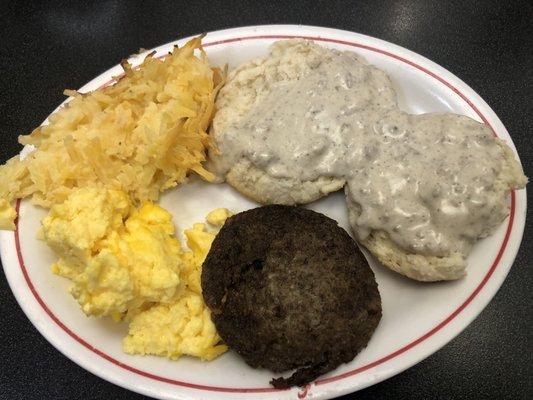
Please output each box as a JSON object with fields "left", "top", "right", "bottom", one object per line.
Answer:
{"left": 0, "top": 25, "right": 527, "bottom": 400}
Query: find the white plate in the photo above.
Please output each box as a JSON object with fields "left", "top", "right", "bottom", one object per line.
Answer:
{"left": 0, "top": 25, "right": 527, "bottom": 400}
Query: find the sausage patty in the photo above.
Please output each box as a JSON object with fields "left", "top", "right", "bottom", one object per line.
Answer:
{"left": 201, "top": 205, "right": 382, "bottom": 388}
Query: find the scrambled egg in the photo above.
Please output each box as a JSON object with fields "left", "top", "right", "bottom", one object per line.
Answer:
{"left": 0, "top": 199, "right": 17, "bottom": 230}
{"left": 42, "top": 187, "right": 231, "bottom": 361}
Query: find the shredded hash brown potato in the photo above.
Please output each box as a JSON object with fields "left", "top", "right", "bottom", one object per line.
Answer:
{"left": 0, "top": 36, "right": 224, "bottom": 230}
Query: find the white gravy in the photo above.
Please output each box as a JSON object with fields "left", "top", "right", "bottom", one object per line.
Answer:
{"left": 215, "top": 47, "right": 513, "bottom": 256}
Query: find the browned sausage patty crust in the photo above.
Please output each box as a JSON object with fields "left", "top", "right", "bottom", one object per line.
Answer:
{"left": 201, "top": 205, "right": 382, "bottom": 388}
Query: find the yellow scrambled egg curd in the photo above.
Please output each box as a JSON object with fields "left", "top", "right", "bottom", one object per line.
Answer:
{"left": 206, "top": 207, "right": 233, "bottom": 226}
{"left": 123, "top": 220, "right": 230, "bottom": 360}
{"left": 41, "top": 187, "right": 232, "bottom": 361}
{"left": 42, "top": 188, "right": 181, "bottom": 318}
{"left": 0, "top": 199, "right": 17, "bottom": 230}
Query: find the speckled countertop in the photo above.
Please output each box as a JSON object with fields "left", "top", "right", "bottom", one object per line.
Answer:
{"left": 0, "top": 1, "right": 531, "bottom": 399}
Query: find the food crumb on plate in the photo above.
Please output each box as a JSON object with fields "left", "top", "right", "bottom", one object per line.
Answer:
{"left": 206, "top": 208, "right": 233, "bottom": 227}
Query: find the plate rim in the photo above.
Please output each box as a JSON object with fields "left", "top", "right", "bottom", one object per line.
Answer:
{"left": 0, "top": 24, "right": 527, "bottom": 400}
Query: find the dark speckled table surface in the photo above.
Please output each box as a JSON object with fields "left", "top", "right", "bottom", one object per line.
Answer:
{"left": 1, "top": 1, "right": 531, "bottom": 399}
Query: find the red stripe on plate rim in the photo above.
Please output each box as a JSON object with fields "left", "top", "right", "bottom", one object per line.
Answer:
{"left": 12, "top": 34, "right": 516, "bottom": 394}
